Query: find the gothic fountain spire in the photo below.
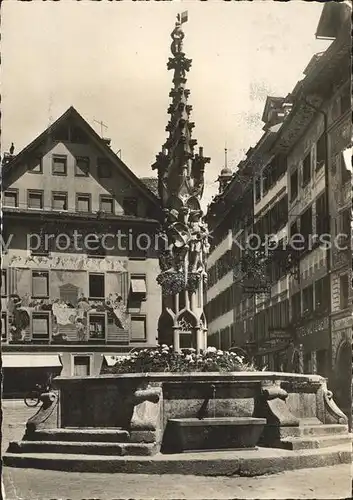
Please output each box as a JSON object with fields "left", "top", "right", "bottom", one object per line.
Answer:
{"left": 152, "top": 12, "right": 211, "bottom": 353}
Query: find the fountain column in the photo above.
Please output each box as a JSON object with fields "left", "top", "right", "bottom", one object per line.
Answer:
{"left": 152, "top": 12, "right": 210, "bottom": 352}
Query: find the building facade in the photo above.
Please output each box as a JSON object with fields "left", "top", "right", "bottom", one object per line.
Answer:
{"left": 205, "top": 2, "right": 351, "bottom": 416}
{"left": 1, "top": 106, "right": 162, "bottom": 395}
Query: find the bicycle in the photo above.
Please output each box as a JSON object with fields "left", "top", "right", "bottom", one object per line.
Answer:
{"left": 24, "top": 376, "right": 53, "bottom": 408}
{"left": 24, "top": 385, "right": 43, "bottom": 407}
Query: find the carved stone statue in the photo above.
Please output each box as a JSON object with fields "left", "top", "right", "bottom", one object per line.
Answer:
{"left": 171, "top": 22, "right": 185, "bottom": 56}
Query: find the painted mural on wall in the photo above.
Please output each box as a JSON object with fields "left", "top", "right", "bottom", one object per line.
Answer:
{"left": 6, "top": 255, "right": 127, "bottom": 272}
{"left": 7, "top": 293, "right": 129, "bottom": 343}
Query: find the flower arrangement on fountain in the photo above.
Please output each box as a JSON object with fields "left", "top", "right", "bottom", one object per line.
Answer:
{"left": 156, "top": 270, "right": 206, "bottom": 296}
{"left": 104, "top": 345, "right": 257, "bottom": 374}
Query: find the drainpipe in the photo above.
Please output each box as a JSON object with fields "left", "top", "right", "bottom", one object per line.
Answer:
{"left": 302, "top": 97, "right": 333, "bottom": 386}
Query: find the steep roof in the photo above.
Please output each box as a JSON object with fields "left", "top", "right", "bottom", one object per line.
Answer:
{"left": 2, "top": 106, "right": 160, "bottom": 207}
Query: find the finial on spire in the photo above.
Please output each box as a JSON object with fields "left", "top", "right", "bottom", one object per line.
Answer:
{"left": 224, "top": 146, "right": 228, "bottom": 170}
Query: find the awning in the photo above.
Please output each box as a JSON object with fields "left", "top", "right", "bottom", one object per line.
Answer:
{"left": 131, "top": 278, "right": 146, "bottom": 294}
{"left": 2, "top": 354, "right": 62, "bottom": 369}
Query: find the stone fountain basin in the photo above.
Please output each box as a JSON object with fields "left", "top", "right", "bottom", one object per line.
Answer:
{"left": 163, "top": 416, "right": 267, "bottom": 453}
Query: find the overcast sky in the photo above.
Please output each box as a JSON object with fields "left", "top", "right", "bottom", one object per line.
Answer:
{"left": 2, "top": 0, "right": 331, "bottom": 208}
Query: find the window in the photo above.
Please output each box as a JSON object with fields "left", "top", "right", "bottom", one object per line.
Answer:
{"left": 28, "top": 156, "right": 43, "bottom": 174}
{"left": 130, "top": 275, "right": 147, "bottom": 300}
{"left": 52, "top": 192, "right": 68, "bottom": 210}
{"left": 290, "top": 170, "right": 298, "bottom": 201}
{"left": 340, "top": 274, "right": 349, "bottom": 309}
{"left": 1, "top": 269, "right": 7, "bottom": 297}
{"left": 340, "top": 85, "right": 351, "bottom": 115}
{"left": 316, "top": 134, "right": 325, "bottom": 171}
{"left": 52, "top": 155, "right": 67, "bottom": 175}
{"left": 130, "top": 316, "right": 147, "bottom": 342}
{"left": 99, "top": 196, "right": 114, "bottom": 214}
{"left": 315, "top": 275, "right": 329, "bottom": 311}
{"left": 291, "top": 291, "right": 301, "bottom": 319}
{"left": 316, "top": 193, "right": 327, "bottom": 237}
{"left": 302, "top": 152, "right": 311, "bottom": 187}
{"left": 73, "top": 356, "right": 90, "bottom": 376}
{"left": 300, "top": 206, "right": 312, "bottom": 247}
{"left": 87, "top": 234, "right": 106, "bottom": 258}
{"left": 97, "top": 158, "right": 112, "bottom": 178}
{"left": 76, "top": 194, "right": 91, "bottom": 212}
{"left": 1, "top": 313, "right": 7, "bottom": 342}
{"left": 3, "top": 190, "right": 18, "bottom": 207}
{"left": 88, "top": 314, "right": 106, "bottom": 340}
{"left": 341, "top": 210, "right": 351, "bottom": 240}
{"left": 75, "top": 156, "right": 89, "bottom": 177}
{"left": 29, "top": 230, "right": 50, "bottom": 256}
{"left": 89, "top": 273, "right": 105, "bottom": 299}
{"left": 32, "top": 313, "right": 50, "bottom": 341}
{"left": 341, "top": 152, "right": 351, "bottom": 184}
{"left": 316, "top": 349, "right": 328, "bottom": 378}
{"left": 255, "top": 178, "right": 261, "bottom": 203}
{"left": 304, "top": 352, "right": 311, "bottom": 374}
{"left": 123, "top": 197, "right": 138, "bottom": 216}
{"left": 32, "top": 271, "right": 49, "bottom": 298}
{"left": 28, "top": 190, "right": 44, "bottom": 209}
{"left": 302, "top": 285, "right": 314, "bottom": 315}
{"left": 290, "top": 219, "right": 299, "bottom": 238}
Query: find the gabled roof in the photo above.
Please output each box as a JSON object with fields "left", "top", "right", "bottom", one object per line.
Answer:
{"left": 2, "top": 106, "right": 160, "bottom": 207}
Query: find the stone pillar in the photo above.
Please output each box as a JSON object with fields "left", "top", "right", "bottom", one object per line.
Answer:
{"left": 196, "top": 328, "right": 204, "bottom": 353}
{"left": 311, "top": 350, "right": 317, "bottom": 374}
{"left": 173, "top": 327, "right": 180, "bottom": 352}
{"left": 298, "top": 344, "right": 304, "bottom": 374}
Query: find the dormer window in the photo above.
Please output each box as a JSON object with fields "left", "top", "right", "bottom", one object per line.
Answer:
{"left": 52, "top": 155, "right": 67, "bottom": 176}
{"left": 75, "top": 156, "right": 89, "bottom": 177}
{"left": 97, "top": 158, "right": 112, "bottom": 178}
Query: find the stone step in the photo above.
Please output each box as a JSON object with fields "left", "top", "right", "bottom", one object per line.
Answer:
{"left": 25, "top": 428, "right": 130, "bottom": 443}
{"left": 279, "top": 424, "right": 349, "bottom": 439}
{"left": 281, "top": 434, "right": 352, "bottom": 451}
{"left": 3, "top": 444, "right": 351, "bottom": 476}
{"left": 8, "top": 440, "right": 157, "bottom": 457}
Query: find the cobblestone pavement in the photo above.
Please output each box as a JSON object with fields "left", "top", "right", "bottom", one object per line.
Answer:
{"left": 2, "top": 400, "right": 352, "bottom": 500}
